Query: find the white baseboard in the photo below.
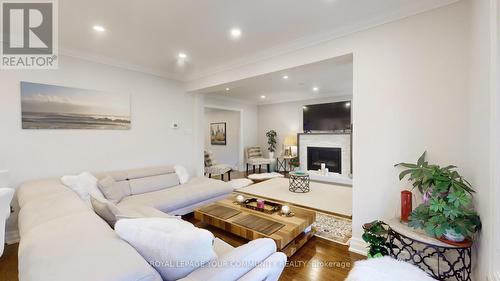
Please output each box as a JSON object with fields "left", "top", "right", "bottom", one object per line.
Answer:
{"left": 5, "top": 230, "right": 19, "bottom": 244}
{"left": 349, "top": 237, "right": 368, "bottom": 256}
{"left": 489, "top": 272, "right": 500, "bottom": 281}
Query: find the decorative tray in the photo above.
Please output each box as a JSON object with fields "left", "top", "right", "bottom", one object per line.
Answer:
{"left": 241, "top": 198, "right": 281, "bottom": 214}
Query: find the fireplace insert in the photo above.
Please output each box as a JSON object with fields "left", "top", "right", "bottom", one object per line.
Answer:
{"left": 307, "top": 147, "right": 341, "bottom": 173}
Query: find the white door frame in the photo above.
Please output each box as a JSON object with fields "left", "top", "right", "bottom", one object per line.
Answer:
{"left": 203, "top": 105, "right": 245, "bottom": 171}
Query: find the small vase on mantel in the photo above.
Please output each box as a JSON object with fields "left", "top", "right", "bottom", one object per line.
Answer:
{"left": 400, "top": 190, "right": 412, "bottom": 223}
{"left": 269, "top": 151, "right": 274, "bottom": 159}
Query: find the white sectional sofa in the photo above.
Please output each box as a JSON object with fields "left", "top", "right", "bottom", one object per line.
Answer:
{"left": 17, "top": 166, "right": 287, "bottom": 281}
{"left": 93, "top": 166, "right": 233, "bottom": 215}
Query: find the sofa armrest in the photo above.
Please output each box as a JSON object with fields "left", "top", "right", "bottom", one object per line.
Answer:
{"left": 179, "top": 238, "right": 284, "bottom": 281}
{"left": 237, "top": 252, "right": 287, "bottom": 281}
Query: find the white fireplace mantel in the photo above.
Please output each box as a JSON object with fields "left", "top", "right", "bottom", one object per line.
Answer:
{"left": 298, "top": 133, "right": 351, "bottom": 177}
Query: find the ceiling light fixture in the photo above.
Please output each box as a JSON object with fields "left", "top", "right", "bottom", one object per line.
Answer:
{"left": 225, "top": 88, "right": 230, "bottom": 91}
{"left": 178, "top": 53, "right": 188, "bottom": 59}
{"left": 230, "top": 28, "right": 242, "bottom": 39}
{"left": 283, "top": 75, "right": 289, "bottom": 80}
{"left": 312, "top": 87, "right": 319, "bottom": 92}
{"left": 345, "top": 102, "right": 351, "bottom": 107}
{"left": 260, "top": 95, "right": 266, "bottom": 99}
{"left": 93, "top": 25, "right": 106, "bottom": 32}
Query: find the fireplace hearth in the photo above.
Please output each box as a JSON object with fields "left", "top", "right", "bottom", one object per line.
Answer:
{"left": 307, "top": 147, "right": 341, "bottom": 173}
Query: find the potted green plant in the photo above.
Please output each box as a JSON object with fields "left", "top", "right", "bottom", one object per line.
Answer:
{"left": 362, "top": 220, "right": 391, "bottom": 258}
{"left": 289, "top": 156, "right": 300, "bottom": 171}
{"left": 395, "top": 152, "right": 481, "bottom": 243}
{"left": 266, "top": 130, "right": 277, "bottom": 159}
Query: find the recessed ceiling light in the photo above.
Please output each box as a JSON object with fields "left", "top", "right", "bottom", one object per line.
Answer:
{"left": 283, "top": 75, "right": 289, "bottom": 80}
{"left": 93, "top": 25, "right": 105, "bottom": 32}
{"left": 312, "top": 87, "right": 319, "bottom": 92}
{"left": 260, "top": 95, "right": 266, "bottom": 99}
{"left": 225, "top": 88, "right": 230, "bottom": 91}
{"left": 345, "top": 102, "right": 351, "bottom": 107}
{"left": 178, "top": 53, "right": 187, "bottom": 59}
{"left": 230, "top": 28, "right": 242, "bottom": 39}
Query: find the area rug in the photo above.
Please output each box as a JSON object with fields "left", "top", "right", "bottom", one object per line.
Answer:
{"left": 313, "top": 212, "right": 352, "bottom": 245}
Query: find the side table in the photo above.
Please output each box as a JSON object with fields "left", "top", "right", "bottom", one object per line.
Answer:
{"left": 289, "top": 172, "right": 310, "bottom": 193}
{"left": 387, "top": 218, "right": 472, "bottom": 281}
{"left": 276, "top": 155, "right": 294, "bottom": 175}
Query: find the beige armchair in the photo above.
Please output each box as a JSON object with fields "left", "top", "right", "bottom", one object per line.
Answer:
{"left": 246, "top": 147, "right": 271, "bottom": 174}
{"left": 204, "top": 150, "right": 232, "bottom": 181}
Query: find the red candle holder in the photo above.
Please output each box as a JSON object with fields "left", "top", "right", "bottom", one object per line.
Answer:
{"left": 401, "top": 190, "right": 412, "bottom": 223}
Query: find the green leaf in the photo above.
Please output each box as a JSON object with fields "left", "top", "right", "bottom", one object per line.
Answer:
{"left": 417, "top": 151, "right": 426, "bottom": 166}
{"left": 447, "top": 190, "right": 469, "bottom": 207}
{"left": 424, "top": 223, "right": 437, "bottom": 236}
{"left": 394, "top": 162, "right": 418, "bottom": 168}
{"left": 398, "top": 169, "right": 413, "bottom": 180}
{"left": 429, "top": 198, "right": 446, "bottom": 212}
{"left": 443, "top": 205, "right": 460, "bottom": 219}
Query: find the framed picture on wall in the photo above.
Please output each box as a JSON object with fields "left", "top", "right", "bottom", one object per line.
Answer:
{"left": 210, "top": 122, "right": 226, "bottom": 145}
{"left": 20, "top": 81, "right": 131, "bottom": 130}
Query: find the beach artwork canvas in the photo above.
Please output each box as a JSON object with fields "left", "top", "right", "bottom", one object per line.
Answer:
{"left": 21, "top": 82, "right": 131, "bottom": 130}
{"left": 210, "top": 122, "right": 226, "bottom": 145}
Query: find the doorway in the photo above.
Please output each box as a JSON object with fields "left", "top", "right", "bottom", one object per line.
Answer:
{"left": 203, "top": 106, "right": 243, "bottom": 173}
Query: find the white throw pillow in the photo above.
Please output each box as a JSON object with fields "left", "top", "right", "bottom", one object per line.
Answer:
{"left": 174, "top": 165, "right": 190, "bottom": 184}
{"left": 115, "top": 218, "right": 217, "bottom": 281}
{"left": 61, "top": 172, "right": 105, "bottom": 206}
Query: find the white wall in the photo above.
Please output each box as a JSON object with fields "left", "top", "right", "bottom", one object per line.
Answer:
{"left": 188, "top": 1, "right": 484, "bottom": 275}
{"left": 257, "top": 96, "right": 351, "bottom": 156}
{"left": 466, "top": 0, "right": 499, "bottom": 279}
{"left": 203, "top": 96, "right": 259, "bottom": 170}
{"left": 1, "top": 55, "right": 196, "bottom": 237}
{"left": 204, "top": 108, "right": 240, "bottom": 169}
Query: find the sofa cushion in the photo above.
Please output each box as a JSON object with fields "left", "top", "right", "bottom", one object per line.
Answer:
{"left": 118, "top": 206, "right": 181, "bottom": 220}
{"left": 128, "top": 173, "right": 180, "bottom": 195}
{"left": 19, "top": 212, "right": 162, "bottom": 281}
{"left": 117, "top": 177, "right": 233, "bottom": 213}
{"left": 115, "top": 218, "right": 217, "bottom": 281}
{"left": 98, "top": 176, "right": 130, "bottom": 203}
{"left": 17, "top": 178, "right": 69, "bottom": 208}
{"left": 126, "top": 166, "right": 176, "bottom": 179}
{"left": 91, "top": 196, "right": 122, "bottom": 227}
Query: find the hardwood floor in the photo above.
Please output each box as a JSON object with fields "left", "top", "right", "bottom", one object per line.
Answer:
{"left": 191, "top": 218, "right": 364, "bottom": 281}
{"left": 0, "top": 243, "right": 18, "bottom": 281}
{"left": 0, "top": 171, "right": 363, "bottom": 281}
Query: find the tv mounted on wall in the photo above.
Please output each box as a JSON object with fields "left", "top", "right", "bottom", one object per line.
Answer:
{"left": 303, "top": 101, "right": 351, "bottom": 132}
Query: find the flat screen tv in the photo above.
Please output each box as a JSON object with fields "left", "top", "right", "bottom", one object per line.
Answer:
{"left": 303, "top": 101, "right": 351, "bottom": 132}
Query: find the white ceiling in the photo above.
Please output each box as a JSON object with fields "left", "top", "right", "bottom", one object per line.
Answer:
{"left": 201, "top": 54, "right": 353, "bottom": 105}
{"left": 59, "top": 0, "right": 458, "bottom": 81}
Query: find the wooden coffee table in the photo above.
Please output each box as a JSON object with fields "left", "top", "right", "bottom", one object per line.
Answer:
{"left": 194, "top": 194, "right": 316, "bottom": 257}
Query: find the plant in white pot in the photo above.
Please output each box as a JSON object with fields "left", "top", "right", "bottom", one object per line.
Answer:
{"left": 395, "top": 152, "right": 481, "bottom": 243}
{"left": 266, "top": 130, "right": 277, "bottom": 159}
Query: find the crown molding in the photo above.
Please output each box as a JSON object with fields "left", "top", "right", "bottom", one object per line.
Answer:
{"left": 204, "top": 94, "right": 260, "bottom": 106}
{"left": 59, "top": 48, "right": 186, "bottom": 82}
{"left": 185, "top": 0, "right": 460, "bottom": 82}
